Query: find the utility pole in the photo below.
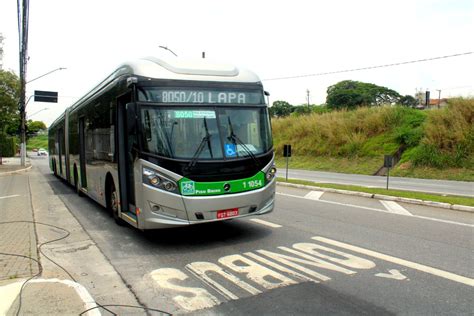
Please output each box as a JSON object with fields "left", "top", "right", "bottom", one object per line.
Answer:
{"left": 306, "top": 89, "right": 310, "bottom": 109}
{"left": 436, "top": 89, "right": 441, "bottom": 109}
{"left": 18, "top": 0, "right": 29, "bottom": 166}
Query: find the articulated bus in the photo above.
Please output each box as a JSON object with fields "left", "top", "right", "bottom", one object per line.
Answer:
{"left": 49, "top": 57, "right": 276, "bottom": 230}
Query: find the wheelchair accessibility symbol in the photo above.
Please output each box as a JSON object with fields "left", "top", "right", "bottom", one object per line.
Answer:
{"left": 225, "top": 143, "right": 237, "bottom": 157}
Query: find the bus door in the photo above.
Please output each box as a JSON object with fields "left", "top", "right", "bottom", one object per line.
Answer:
{"left": 57, "top": 128, "right": 64, "bottom": 176}
{"left": 78, "top": 117, "right": 87, "bottom": 189}
{"left": 116, "top": 99, "right": 136, "bottom": 216}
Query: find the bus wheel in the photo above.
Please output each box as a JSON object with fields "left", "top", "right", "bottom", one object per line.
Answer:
{"left": 109, "top": 182, "right": 125, "bottom": 226}
{"left": 52, "top": 159, "right": 57, "bottom": 176}
{"left": 74, "top": 166, "right": 84, "bottom": 197}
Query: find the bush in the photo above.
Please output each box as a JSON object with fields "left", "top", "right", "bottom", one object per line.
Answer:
{"left": 0, "top": 132, "right": 16, "bottom": 157}
{"left": 409, "top": 98, "right": 474, "bottom": 168}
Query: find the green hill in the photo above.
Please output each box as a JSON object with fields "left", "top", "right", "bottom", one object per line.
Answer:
{"left": 272, "top": 98, "right": 474, "bottom": 181}
{"left": 27, "top": 135, "right": 48, "bottom": 151}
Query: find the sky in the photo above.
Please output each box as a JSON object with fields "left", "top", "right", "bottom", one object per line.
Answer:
{"left": 0, "top": 0, "right": 473, "bottom": 126}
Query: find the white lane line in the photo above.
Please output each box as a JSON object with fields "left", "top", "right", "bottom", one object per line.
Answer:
{"left": 276, "top": 192, "right": 474, "bottom": 228}
{"left": 304, "top": 191, "right": 324, "bottom": 200}
{"left": 313, "top": 236, "right": 474, "bottom": 287}
{"left": 380, "top": 200, "right": 413, "bottom": 216}
{"left": 250, "top": 218, "right": 282, "bottom": 228}
{"left": 0, "top": 194, "right": 21, "bottom": 200}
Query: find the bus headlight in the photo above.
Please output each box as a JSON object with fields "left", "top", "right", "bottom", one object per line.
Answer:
{"left": 142, "top": 167, "right": 178, "bottom": 193}
{"left": 265, "top": 166, "right": 277, "bottom": 182}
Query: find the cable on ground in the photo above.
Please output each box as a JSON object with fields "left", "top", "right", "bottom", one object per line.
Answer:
{"left": 0, "top": 220, "right": 171, "bottom": 315}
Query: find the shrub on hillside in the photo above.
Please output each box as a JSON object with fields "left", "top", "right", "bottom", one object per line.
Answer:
{"left": 272, "top": 105, "right": 425, "bottom": 158}
{"left": 410, "top": 98, "right": 474, "bottom": 168}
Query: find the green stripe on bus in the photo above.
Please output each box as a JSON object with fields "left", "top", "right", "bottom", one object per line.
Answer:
{"left": 179, "top": 172, "right": 265, "bottom": 196}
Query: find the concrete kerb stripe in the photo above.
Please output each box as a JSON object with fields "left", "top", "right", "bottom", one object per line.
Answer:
{"left": 0, "top": 165, "right": 33, "bottom": 176}
{"left": 276, "top": 181, "right": 474, "bottom": 213}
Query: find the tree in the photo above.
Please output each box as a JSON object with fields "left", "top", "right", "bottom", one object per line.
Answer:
{"left": 269, "top": 100, "right": 294, "bottom": 117}
{"left": 399, "top": 95, "right": 418, "bottom": 107}
{"left": 326, "top": 80, "right": 401, "bottom": 110}
{"left": 0, "top": 70, "right": 20, "bottom": 134}
{"left": 27, "top": 120, "right": 47, "bottom": 134}
{"left": 292, "top": 105, "right": 313, "bottom": 116}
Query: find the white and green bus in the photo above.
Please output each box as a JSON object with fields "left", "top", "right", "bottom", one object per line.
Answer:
{"left": 49, "top": 57, "right": 276, "bottom": 229}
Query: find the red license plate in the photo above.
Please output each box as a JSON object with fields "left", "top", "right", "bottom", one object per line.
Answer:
{"left": 217, "top": 208, "right": 239, "bottom": 219}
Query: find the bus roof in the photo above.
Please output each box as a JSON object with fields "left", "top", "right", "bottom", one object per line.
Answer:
{"left": 50, "top": 57, "right": 263, "bottom": 128}
{"left": 126, "top": 57, "right": 261, "bottom": 83}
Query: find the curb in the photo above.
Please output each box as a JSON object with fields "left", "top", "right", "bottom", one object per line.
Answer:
{"left": 276, "top": 181, "right": 474, "bottom": 214}
{"left": 0, "top": 165, "right": 32, "bottom": 176}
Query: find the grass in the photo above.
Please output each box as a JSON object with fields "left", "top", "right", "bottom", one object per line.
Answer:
{"left": 271, "top": 99, "right": 474, "bottom": 181}
{"left": 26, "top": 135, "right": 48, "bottom": 150}
{"left": 277, "top": 177, "right": 474, "bottom": 207}
{"left": 275, "top": 156, "right": 382, "bottom": 175}
{"left": 391, "top": 163, "right": 474, "bottom": 181}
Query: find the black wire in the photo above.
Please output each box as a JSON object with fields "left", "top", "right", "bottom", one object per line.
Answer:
{"left": 0, "top": 251, "right": 41, "bottom": 316}
{"left": 79, "top": 304, "right": 172, "bottom": 315}
{"left": 0, "top": 220, "right": 172, "bottom": 315}
{"left": 263, "top": 51, "right": 473, "bottom": 81}
{"left": 0, "top": 221, "right": 117, "bottom": 315}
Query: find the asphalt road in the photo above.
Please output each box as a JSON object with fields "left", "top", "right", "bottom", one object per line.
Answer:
{"left": 279, "top": 168, "right": 474, "bottom": 197}
{"left": 34, "top": 157, "right": 474, "bottom": 315}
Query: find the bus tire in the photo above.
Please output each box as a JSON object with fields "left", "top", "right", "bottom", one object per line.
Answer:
{"left": 52, "top": 159, "right": 57, "bottom": 176}
{"left": 108, "top": 181, "right": 125, "bottom": 226}
{"left": 74, "top": 165, "right": 84, "bottom": 197}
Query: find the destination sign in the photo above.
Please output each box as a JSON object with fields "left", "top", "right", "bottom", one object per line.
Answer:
{"left": 146, "top": 88, "right": 263, "bottom": 104}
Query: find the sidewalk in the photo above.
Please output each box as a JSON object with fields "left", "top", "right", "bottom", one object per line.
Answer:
{"left": 0, "top": 159, "right": 142, "bottom": 315}
{"left": 0, "top": 156, "right": 32, "bottom": 175}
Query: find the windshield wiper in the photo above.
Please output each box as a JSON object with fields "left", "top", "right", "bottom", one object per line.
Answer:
{"left": 158, "top": 114, "right": 174, "bottom": 157}
{"left": 227, "top": 117, "right": 259, "bottom": 167}
{"left": 186, "top": 118, "right": 213, "bottom": 171}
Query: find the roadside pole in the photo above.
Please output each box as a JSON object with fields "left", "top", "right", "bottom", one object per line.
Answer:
{"left": 384, "top": 155, "right": 394, "bottom": 190}
{"left": 283, "top": 144, "right": 292, "bottom": 182}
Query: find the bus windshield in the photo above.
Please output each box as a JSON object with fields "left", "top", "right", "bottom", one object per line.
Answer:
{"left": 140, "top": 106, "right": 272, "bottom": 160}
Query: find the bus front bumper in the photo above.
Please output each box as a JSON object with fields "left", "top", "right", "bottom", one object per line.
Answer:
{"left": 138, "top": 179, "right": 276, "bottom": 230}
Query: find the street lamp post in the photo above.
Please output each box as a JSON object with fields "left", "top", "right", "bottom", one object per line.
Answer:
{"left": 158, "top": 45, "right": 178, "bottom": 57}
{"left": 27, "top": 67, "right": 66, "bottom": 84}
{"left": 19, "top": 67, "right": 66, "bottom": 166}
{"left": 27, "top": 107, "right": 49, "bottom": 119}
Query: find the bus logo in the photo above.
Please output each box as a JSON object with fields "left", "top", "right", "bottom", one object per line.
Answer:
{"left": 181, "top": 181, "right": 195, "bottom": 195}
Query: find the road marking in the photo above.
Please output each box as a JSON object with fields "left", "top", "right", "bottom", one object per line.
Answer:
{"left": 380, "top": 200, "right": 412, "bottom": 216}
{"left": 149, "top": 239, "right": 377, "bottom": 311}
{"left": 150, "top": 268, "right": 220, "bottom": 311}
{"left": 186, "top": 261, "right": 261, "bottom": 300}
{"left": 249, "top": 218, "right": 282, "bottom": 228}
{"left": 276, "top": 192, "right": 474, "bottom": 227}
{"left": 313, "top": 236, "right": 474, "bottom": 287}
{"left": 0, "top": 194, "right": 21, "bottom": 200}
{"left": 375, "top": 269, "right": 407, "bottom": 280}
{"left": 245, "top": 252, "right": 318, "bottom": 283}
{"left": 218, "top": 254, "right": 297, "bottom": 289}
{"left": 304, "top": 191, "right": 324, "bottom": 200}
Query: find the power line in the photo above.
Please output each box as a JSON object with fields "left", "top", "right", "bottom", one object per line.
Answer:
{"left": 263, "top": 51, "right": 473, "bottom": 81}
